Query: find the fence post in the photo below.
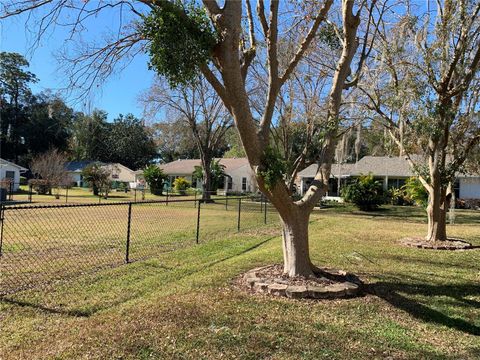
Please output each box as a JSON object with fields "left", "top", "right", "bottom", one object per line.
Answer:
{"left": 264, "top": 196, "right": 267, "bottom": 224}
{"left": 28, "top": 185, "right": 32, "bottom": 202}
{"left": 237, "top": 197, "right": 242, "bottom": 232}
{"left": 195, "top": 200, "right": 201, "bottom": 244}
{"left": 225, "top": 193, "right": 228, "bottom": 211}
{"left": 134, "top": 189, "right": 137, "bottom": 202}
{"left": 65, "top": 186, "right": 69, "bottom": 203}
{"left": 166, "top": 189, "right": 169, "bottom": 206}
{"left": 9, "top": 182, "right": 13, "bottom": 201}
{"left": 0, "top": 205, "right": 4, "bottom": 257}
{"left": 125, "top": 203, "right": 132, "bottom": 263}
{"left": 194, "top": 191, "right": 197, "bottom": 208}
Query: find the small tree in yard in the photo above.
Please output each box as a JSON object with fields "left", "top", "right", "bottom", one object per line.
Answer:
{"left": 142, "top": 77, "right": 232, "bottom": 202}
{"left": 143, "top": 165, "right": 167, "bottom": 196}
{"left": 342, "top": 174, "right": 385, "bottom": 211}
{"left": 193, "top": 160, "right": 226, "bottom": 196}
{"left": 82, "top": 163, "right": 111, "bottom": 198}
{"left": 173, "top": 177, "right": 190, "bottom": 196}
{"left": 30, "top": 148, "right": 71, "bottom": 197}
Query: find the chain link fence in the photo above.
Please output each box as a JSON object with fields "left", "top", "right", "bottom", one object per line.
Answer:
{"left": 0, "top": 196, "right": 278, "bottom": 296}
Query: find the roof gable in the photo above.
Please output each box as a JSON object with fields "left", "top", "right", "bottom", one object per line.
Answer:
{"left": 0, "top": 158, "right": 28, "bottom": 172}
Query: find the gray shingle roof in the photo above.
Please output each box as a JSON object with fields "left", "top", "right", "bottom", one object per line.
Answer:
{"left": 298, "top": 156, "right": 418, "bottom": 178}
{"left": 65, "top": 161, "right": 99, "bottom": 172}
{"left": 159, "top": 158, "right": 249, "bottom": 175}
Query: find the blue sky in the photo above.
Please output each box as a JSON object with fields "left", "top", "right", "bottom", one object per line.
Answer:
{"left": 0, "top": 9, "right": 155, "bottom": 121}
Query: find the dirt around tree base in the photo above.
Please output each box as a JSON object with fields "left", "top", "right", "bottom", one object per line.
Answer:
{"left": 239, "top": 264, "right": 363, "bottom": 299}
{"left": 400, "top": 237, "right": 473, "bottom": 250}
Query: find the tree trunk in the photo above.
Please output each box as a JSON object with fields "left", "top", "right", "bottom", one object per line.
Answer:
{"left": 426, "top": 183, "right": 448, "bottom": 242}
{"left": 280, "top": 207, "right": 313, "bottom": 277}
{"left": 201, "top": 156, "right": 212, "bottom": 202}
{"left": 202, "top": 170, "right": 212, "bottom": 202}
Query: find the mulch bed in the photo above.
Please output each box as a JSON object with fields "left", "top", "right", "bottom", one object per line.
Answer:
{"left": 400, "top": 237, "right": 474, "bottom": 250}
{"left": 237, "top": 264, "right": 363, "bottom": 300}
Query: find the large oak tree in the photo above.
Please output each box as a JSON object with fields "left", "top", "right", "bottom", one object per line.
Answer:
{"left": 1, "top": 0, "right": 379, "bottom": 277}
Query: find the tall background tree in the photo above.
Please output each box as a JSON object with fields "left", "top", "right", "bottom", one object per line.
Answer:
{"left": 142, "top": 77, "right": 232, "bottom": 201}
{"left": 0, "top": 51, "right": 37, "bottom": 162}
{"left": 150, "top": 119, "right": 200, "bottom": 163}
{"left": 107, "top": 114, "right": 158, "bottom": 170}
{"left": 360, "top": 1, "right": 480, "bottom": 242}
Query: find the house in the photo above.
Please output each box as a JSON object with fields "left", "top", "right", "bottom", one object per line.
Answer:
{"left": 297, "top": 155, "right": 480, "bottom": 199}
{"left": 65, "top": 161, "right": 96, "bottom": 187}
{"left": 105, "top": 163, "right": 137, "bottom": 183}
{"left": 159, "top": 158, "right": 257, "bottom": 194}
{"left": 0, "top": 158, "right": 28, "bottom": 191}
{"left": 65, "top": 161, "right": 137, "bottom": 187}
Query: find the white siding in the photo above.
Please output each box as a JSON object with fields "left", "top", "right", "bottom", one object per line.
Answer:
{"left": 459, "top": 177, "right": 480, "bottom": 199}
{"left": 0, "top": 165, "right": 21, "bottom": 191}
{"left": 225, "top": 164, "right": 257, "bottom": 193}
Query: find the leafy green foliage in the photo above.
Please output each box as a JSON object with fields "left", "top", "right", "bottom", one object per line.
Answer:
{"left": 317, "top": 23, "right": 341, "bottom": 50}
{"left": 143, "top": 165, "right": 167, "bottom": 195}
{"left": 387, "top": 187, "right": 413, "bottom": 206}
{"left": 193, "top": 160, "right": 226, "bottom": 192}
{"left": 258, "top": 146, "right": 287, "bottom": 191}
{"left": 71, "top": 112, "right": 157, "bottom": 170}
{"left": 82, "top": 163, "right": 112, "bottom": 197}
{"left": 173, "top": 177, "right": 191, "bottom": 195}
{"left": 342, "top": 174, "right": 386, "bottom": 211}
{"left": 107, "top": 114, "right": 158, "bottom": 170}
{"left": 142, "top": 1, "right": 217, "bottom": 87}
{"left": 403, "top": 177, "right": 429, "bottom": 207}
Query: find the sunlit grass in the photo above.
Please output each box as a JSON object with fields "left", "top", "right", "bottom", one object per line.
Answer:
{"left": 0, "top": 205, "right": 479, "bottom": 359}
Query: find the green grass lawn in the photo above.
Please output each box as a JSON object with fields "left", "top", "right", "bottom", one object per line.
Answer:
{"left": 11, "top": 186, "right": 238, "bottom": 204}
{"left": 1, "top": 205, "right": 479, "bottom": 359}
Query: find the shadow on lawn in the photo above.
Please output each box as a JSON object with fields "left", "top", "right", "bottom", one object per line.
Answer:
{"left": 0, "top": 236, "right": 278, "bottom": 317}
{"left": 1, "top": 297, "right": 93, "bottom": 317}
{"left": 367, "top": 281, "right": 480, "bottom": 336}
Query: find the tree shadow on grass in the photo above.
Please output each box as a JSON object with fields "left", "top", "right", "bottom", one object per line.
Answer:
{"left": 367, "top": 281, "right": 480, "bottom": 336}
{"left": 0, "top": 297, "right": 93, "bottom": 317}
{"left": 0, "top": 236, "right": 277, "bottom": 318}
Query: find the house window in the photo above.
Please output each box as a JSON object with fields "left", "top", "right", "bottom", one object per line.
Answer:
{"left": 227, "top": 176, "right": 233, "bottom": 190}
{"left": 242, "top": 177, "right": 247, "bottom": 191}
{"left": 112, "top": 174, "right": 119, "bottom": 179}
{"left": 453, "top": 180, "right": 460, "bottom": 199}
{"left": 5, "top": 171, "right": 15, "bottom": 179}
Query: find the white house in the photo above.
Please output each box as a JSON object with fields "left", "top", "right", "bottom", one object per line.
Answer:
{"left": 65, "top": 161, "right": 137, "bottom": 187}
{"left": 159, "top": 158, "right": 258, "bottom": 194}
{"left": 297, "top": 156, "right": 480, "bottom": 200}
{"left": 0, "top": 158, "right": 28, "bottom": 191}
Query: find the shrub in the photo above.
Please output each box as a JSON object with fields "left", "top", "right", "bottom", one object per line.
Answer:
{"left": 82, "top": 163, "right": 112, "bottom": 198}
{"left": 143, "top": 165, "right": 167, "bottom": 195}
{"left": 28, "top": 179, "right": 51, "bottom": 195}
{"left": 403, "top": 177, "right": 428, "bottom": 207}
{"left": 387, "top": 187, "right": 413, "bottom": 206}
{"left": 173, "top": 177, "right": 190, "bottom": 195}
{"left": 342, "top": 174, "right": 386, "bottom": 211}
